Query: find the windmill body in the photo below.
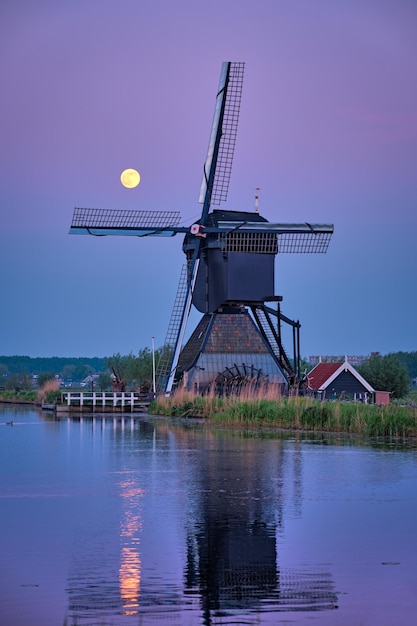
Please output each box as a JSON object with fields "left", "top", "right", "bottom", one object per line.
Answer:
{"left": 183, "top": 209, "right": 277, "bottom": 314}
{"left": 69, "top": 61, "right": 334, "bottom": 394}
{"left": 179, "top": 207, "right": 287, "bottom": 392}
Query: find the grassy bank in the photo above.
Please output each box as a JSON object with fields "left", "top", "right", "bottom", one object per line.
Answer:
{"left": 0, "top": 388, "right": 60, "bottom": 405}
{"left": 0, "top": 390, "right": 38, "bottom": 404}
{"left": 3, "top": 387, "right": 416, "bottom": 438}
{"left": 150, "top": 388, "right": 417, "bottom": 438}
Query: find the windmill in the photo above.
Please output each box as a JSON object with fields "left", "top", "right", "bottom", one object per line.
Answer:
{"left": 70, "top": 62, "right": 333, "bottom": 394}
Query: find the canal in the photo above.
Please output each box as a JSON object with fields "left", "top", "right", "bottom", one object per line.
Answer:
{"left": 1, "top": 406, "right": 417, "bottom": 625}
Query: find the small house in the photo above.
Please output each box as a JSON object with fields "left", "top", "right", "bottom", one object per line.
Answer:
{"left": 307, "top": 359, "right": 375, "bottom": 403}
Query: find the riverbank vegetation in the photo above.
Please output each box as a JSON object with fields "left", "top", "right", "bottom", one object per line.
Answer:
{"left": 0, "top": 390, "right": 38, "bottom": 404}
{"left": 2, "top": 351, "right": 417, "bottom": 438}
{"left": 0, "top": 351, "right": 158, "bottom": 392}
{"left": 2, "top": 350, "right": 417, "bottom": 392}
{"left": 0, "top": 380, "right": 61, "bottom": 405}
{"left": 150, "top": 387, "right": 417, "bottom": 438}
{"left": 357, "top": 353, "right": 410, "bottom": 398}
{"left": 2, "top": 383, "right": 417, "bottom": 438}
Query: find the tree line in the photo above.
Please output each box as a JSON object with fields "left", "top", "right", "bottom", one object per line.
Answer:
{"left": 0, "top": 356, "right": 105, "bottom": 376}
{"left": 0, "top": 350, "right": 161, "bottom": 392}
{"left": 0, "top": 350, "right": 416, "bottom": 397}
{"left": 357, "top": 353, "right": 411, "bottom": 399}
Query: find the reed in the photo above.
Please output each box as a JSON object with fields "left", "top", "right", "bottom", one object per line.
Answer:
{"left": 149, "top": 387, "right": 417, "bottom": 437}
{"left": 152, "top": 386, "right": 225, "bottom": 418}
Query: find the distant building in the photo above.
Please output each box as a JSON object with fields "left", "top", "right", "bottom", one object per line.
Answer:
{"left": 308, "top": 353, "right": 380, "bottom": 367}
{"left": 306, "top": 358, "right": 389, "bottom": 404}
{"left": 307, "top": 359, "right": 374, "bottom": 402}
{"left": 80, "top": 374, "right": 100, "bottom": 388}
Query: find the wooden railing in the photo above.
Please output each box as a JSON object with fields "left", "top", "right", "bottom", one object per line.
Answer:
{"left": 60, "top": 391, "right": 149, "bottom": 411}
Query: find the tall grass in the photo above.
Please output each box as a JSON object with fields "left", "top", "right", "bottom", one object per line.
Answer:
{"left": 0, "top": 390, "right": 37, "bottom": 403}
{"left": 0, "top": 380, "right": 60, "bottom": 405}
{"left": 150, "top": 386, "right": 417, "bottom": 437}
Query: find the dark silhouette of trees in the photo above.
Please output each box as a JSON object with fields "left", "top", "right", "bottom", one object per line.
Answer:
{"left": 358, "top": 354, "right": 409, "bottom": 399}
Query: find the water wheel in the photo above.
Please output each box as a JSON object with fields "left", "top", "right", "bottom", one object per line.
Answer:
{"left": 213, "top": 363, "right": 267, "bottom": 395}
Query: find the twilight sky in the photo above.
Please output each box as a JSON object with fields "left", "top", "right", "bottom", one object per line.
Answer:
{"left": 1, "top": 0, "right": 416, "bottom": 359}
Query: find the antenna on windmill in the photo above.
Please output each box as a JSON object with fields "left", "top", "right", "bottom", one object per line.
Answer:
{"left": 255, "top": 187, "right": 260, "bottom": 213}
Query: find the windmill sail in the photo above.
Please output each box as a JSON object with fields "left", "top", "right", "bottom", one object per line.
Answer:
{"left": 199, "top": 62, "right": 245, "bottom": 221}
{"left": 216, "top": 221, "right": 334, "bottom": 254}
{"left": 164, "top": 62, "right": 245, "bottom": 393}
{"left": 210, "top": 62, "right": 245, "bottom": 206}
{"left": 69, "top": 208, "right": 182, "bottom": 237}
{"left": 69, "top": 207, "right": 333, "bottom": 251}
{"left": 155, "top": 265, "right": 189, "bottom": 391}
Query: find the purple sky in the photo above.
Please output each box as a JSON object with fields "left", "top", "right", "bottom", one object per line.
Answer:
{"left": 1, "top": 0, "right": 416, "bottom": 359}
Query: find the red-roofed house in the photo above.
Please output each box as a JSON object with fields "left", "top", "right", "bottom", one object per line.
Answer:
{"left": 307, "top": 359, "right": 375, "bottom": 403}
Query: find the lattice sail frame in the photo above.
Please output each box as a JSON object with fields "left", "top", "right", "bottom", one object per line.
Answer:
{"left": 222, "top": 231, "right": 279, "bottom": 254}
{"left": 210, "top": 62, "right": 245, "bottom": 205}
{"left": 70, "top": 208, "right": 181, "bottom": 236}
{"left": 276, "top": 231, "right": 332, "bottom": 253}
{"left": 217, "top": 223, "right": 333, "bottom": 254}
{"left": 199, "top": 62, "right": 245, "bottom": 209}
{"left": 220, "top": 231, "right": 333, "bottom": 254}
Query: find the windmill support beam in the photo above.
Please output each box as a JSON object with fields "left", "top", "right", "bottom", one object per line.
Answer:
{"left": 251, "top": 304, "right": 301, "bottom": 384}
{"left": 263, "top": 305, "right": 301, "bottom": 329}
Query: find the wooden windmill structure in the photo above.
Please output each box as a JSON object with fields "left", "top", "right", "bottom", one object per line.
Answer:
{"left": 70, "top": 62, "right": 333, "bottom": 394}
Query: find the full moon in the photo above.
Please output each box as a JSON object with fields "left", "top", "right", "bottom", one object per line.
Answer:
{"left": 120, "top": 168, "right": 140, "bottom": 188}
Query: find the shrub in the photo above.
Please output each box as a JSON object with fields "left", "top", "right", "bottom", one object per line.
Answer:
{"left": 301, "top": 404, "right": 332, "bottom": 428}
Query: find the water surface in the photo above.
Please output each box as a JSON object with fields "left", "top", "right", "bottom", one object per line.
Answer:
{"left": 1, "top": 406, "right": 417, "bottom": 625}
